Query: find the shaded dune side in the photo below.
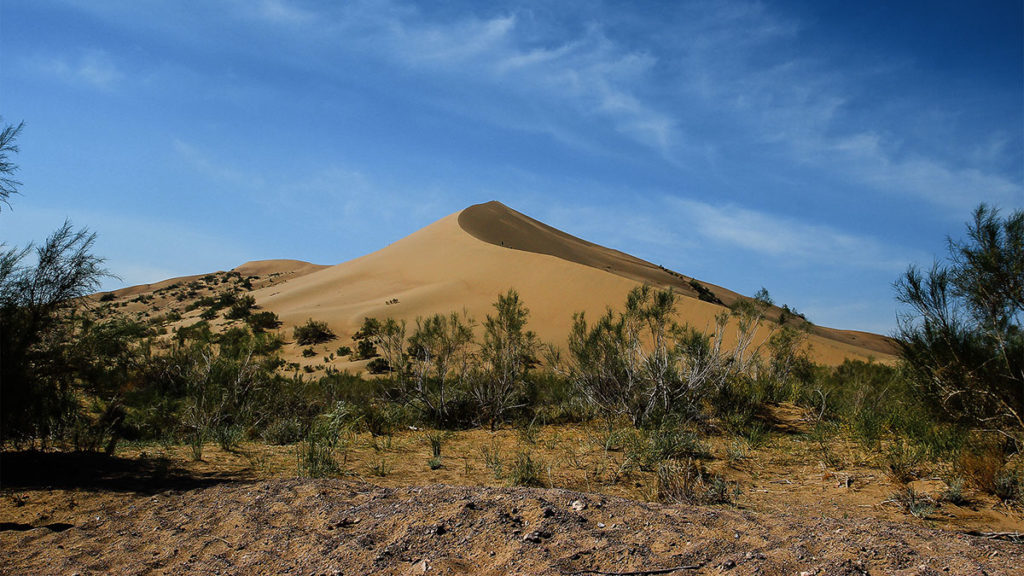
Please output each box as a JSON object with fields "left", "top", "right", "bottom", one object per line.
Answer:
{"left": 457, "top": 201, "right": 736, "bottom": 302}
{"left": 458, "top": 201, "right": 896, "bottom": 358}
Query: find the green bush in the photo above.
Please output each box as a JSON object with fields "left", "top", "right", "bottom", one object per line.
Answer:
{"left": 507, "top": 450, "right": 544, "bottom": 486}
{"left": 263, "top": 417, "right": 305, "bottom": 445}
{"left": 353, "top": 339, "right": 377, "bottom": 360}
{"left": 367, "top": 357, "right": 391, "bottom": 374}
{"left": 225, "top": 295, "right": 256, "bottom": 319}
{"left": 294, "top": 318, "right": 336, "bottom": 345}
{"left": 246, "top": 311, "right": 281, "bottom": 333}
{"left": 895, "top": 204, "right": 1023, "bottom": 445}
{"left": 296, "top": 434, "right": 341, "bottom": 478}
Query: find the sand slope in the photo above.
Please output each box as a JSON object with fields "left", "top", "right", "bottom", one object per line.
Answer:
{"left": 254, "top": 202, "right": 894, "bottom": 365}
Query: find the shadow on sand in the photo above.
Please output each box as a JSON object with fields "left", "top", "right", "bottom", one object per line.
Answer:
{"left": 0, "top": 450, "right": 247, "bottom": 493}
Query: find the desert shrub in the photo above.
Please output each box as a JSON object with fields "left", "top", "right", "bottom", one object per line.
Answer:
{"left": 247, "top": 310, "right": 281, "bottom": 332}
{"left": 99, "top": 292, "right": 116, "bottom": 302}
{"left": 940, "top": 477, "right": 969, "bottom": 505}
{"left": 688, "top": 279, "right": 723, "bottom": 305}
{"left": 889, "top": 485, "right": 936, "bottom": 518}
{"left": 336, "top": 345, "right": 352, "bottom": 357}
{"left": 407, "top": 312, "right": 476, "bottom": 426}
{"left": 884, "top": 441, "right": 927, "bottom": 484}
{"left": 623, "top": 424, "right": 710, "bottom": 472}
{"left": 422, "top": 430, "right": 448, "bottom": 470}
{"left": 213, "top": 423, "right": 244, "bottom": 451}
{"left": 481, "top": 439, "right": 504, "bottom": 479}
{"left": 425, "top": 430, "right": 447, "bottom": 458}
{"left": 359, "top": 401, "right": 406, "bottom": 437}
{"left": 263, "top": 417, "right": 305, "bottom": 445}
{"left": 993, "top": 469, "right": 1023, "bottom": 504}
{"left": 301, "top": 347, "right": 317, "bottom": 358}
{"left": 354, "top": 339, "right": 378, "bottom": 360}
{"left": 294, "top": 318, "right": 336, "bottom": 345}
{"left": 367, "top": 357, "right": 391, "bottom": 374}
{"left": 655, "top": 458, "right": 736, "bottom": 505}
{"left": 296, "top": 433, "right": 341, "bottom": 478}
{"left": 225, "top": 294, "right": 256, "bottom": 319}
{"left": 507, "top": 450, "right": 544, "bottom": 486}
{"left": 895, "top": 204, "right": 1023, "bottom": 446}
{"left": 851, "top": 405, "right": 890, "bottom": 451}
{"left": 567, "top": 286, "right": 771, "bottom": 428}
{"left": 474, "top": 290, "right": 539, "bottom": 429}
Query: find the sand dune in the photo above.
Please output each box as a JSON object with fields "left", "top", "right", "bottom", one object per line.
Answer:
{"left": 254, "top": 202, "right": 895, "bottom": 366}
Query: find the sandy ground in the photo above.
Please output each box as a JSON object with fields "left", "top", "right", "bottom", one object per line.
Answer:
{"left": 3, "top": 417, "right": 1022, "bottom": 575}
{"left": 2, "top": 475, "right": 1020, "bottom": 576}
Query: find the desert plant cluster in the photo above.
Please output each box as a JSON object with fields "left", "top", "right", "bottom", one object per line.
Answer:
{"left": 1, "top": 118, "right": 1022, "bottom": 520}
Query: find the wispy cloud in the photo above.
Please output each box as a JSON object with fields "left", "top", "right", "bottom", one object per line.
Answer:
{"left": 662, "top": 2, "right": 1022, "bottom": 212}
{"left": 665, "top": 197, "right": 915, "bottom": 272}
{"left": 173, "top": 140, "right": 266, "bottom": 190}
{"left": 829, "top": 133, "right": 1022, "bottom": 210}
{"left": 237, "top": 1, "right": 678, "bottom": 158}
{"left": 34, "top": 49, "right": 123, "bottom": 89}
{"left": 251, "top": 0, "right": 316, "bottom": 26}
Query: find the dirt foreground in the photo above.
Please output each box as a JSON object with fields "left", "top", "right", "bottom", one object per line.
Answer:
{"left": 2, "top": 474, "right": 1021, "bottom": 576}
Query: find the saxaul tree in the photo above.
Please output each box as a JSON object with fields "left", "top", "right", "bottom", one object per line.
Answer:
{"left": 895, "top": 204, "right": 1023, "bottom": 444}
{"left": 475, "top": 289, "right": 538, "bottom": 429}
{"left": 407, "top": 311, "right": 475, "bottom": 425}
{"left": 0, "top": 118, "right": 111, "bottom": 446}
{"left": 565, "top": 285, "right": 776, "bottom": 427}
{"left": 0, "top": 119, "right": 24, "bottom": 211}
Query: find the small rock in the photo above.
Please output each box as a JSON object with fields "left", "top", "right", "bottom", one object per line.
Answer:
{"left": 570, "top": 499, "right": 587, "bottom": 512}
{"left": 410, "top": 559, "right": 429, "bottom": 573}
{"left": 721, "top": 559, "right": 735, "bottom": 570}
{"left": 522, "top": 530, "right": 551, "bottom": 543}
{"left": 597, "top": 523, "right": 606, "bottom": 529}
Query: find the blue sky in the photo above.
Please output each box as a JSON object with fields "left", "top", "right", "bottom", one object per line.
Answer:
{"left": 1, "top": 0, "right": 1021, "bottom": 335}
